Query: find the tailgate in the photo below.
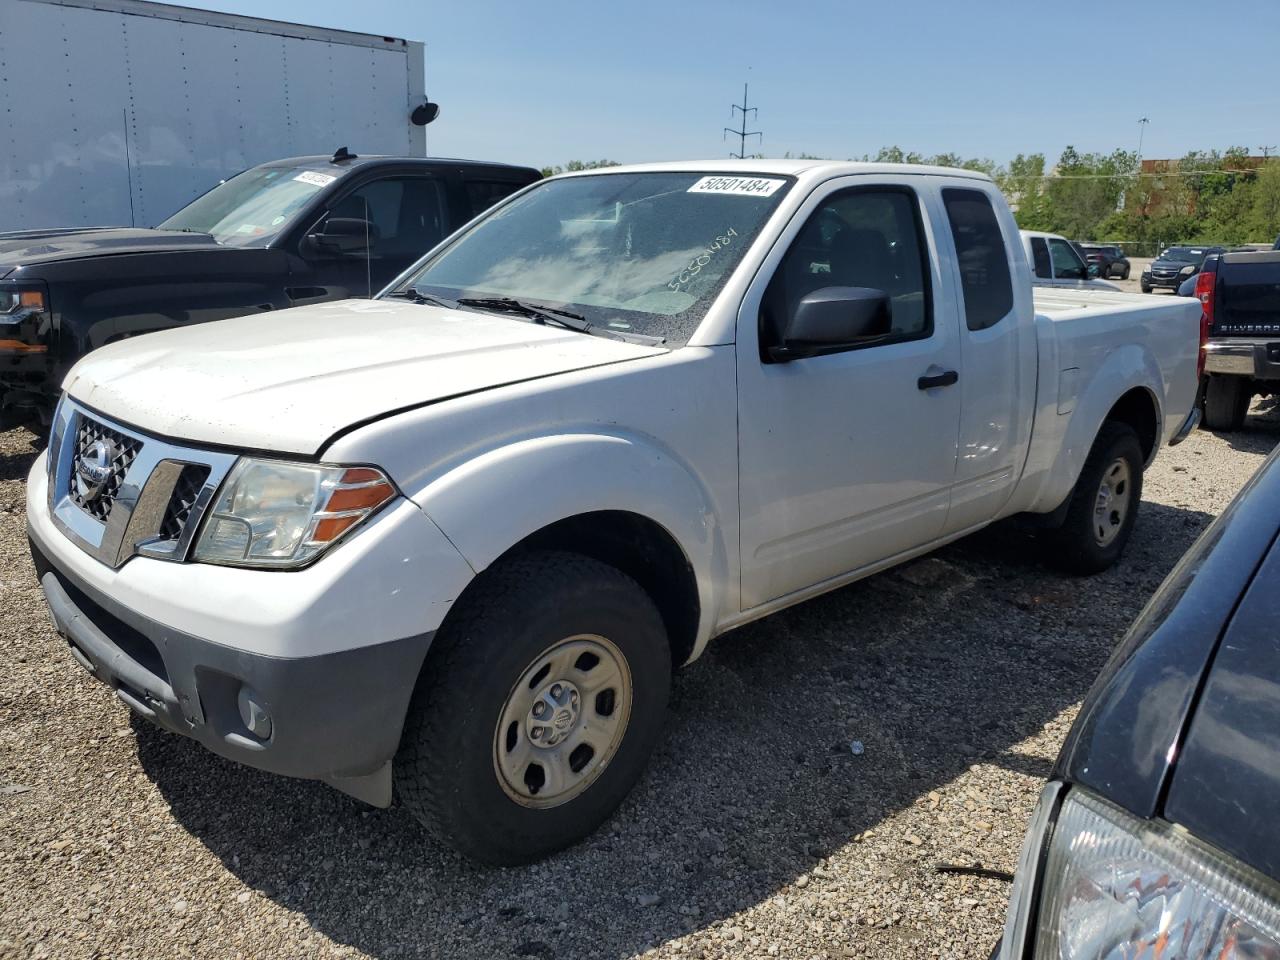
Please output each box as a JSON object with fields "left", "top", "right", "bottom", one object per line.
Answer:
{"left": 1214, "top": 252, "right": 1280, "bottom": 336}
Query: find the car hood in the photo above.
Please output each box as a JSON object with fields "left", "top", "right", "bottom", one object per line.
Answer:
{"left": 63, "top": 298, "right": 666, "bottom": 455}
{"left": 1151, "top": 259, "right": 1197, "bottom": 271}
{"left": 0, "top": 227, "right": 217, "bottom": 275}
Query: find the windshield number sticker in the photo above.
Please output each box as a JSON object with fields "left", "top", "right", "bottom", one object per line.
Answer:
{"left": 293, "top": 171, "right": 337, "bottom": 188}
{"left": 687, "top": 176, "right": 784, "bottom": 198}
{"left": 668, "top": 227, "right": 738, "bottom": 291}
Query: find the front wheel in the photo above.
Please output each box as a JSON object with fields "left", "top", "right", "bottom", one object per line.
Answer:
{"left": 1140, "top": 279, "right": 1152, "bottom": 293}
{"left": 394, "top": 550, "right": 671, "bottom": 864}
{"left": 1045, "top": 422, "right": 1144, "bottom": 575}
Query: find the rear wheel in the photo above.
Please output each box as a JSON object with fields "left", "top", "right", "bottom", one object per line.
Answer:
{"left": 1045, "top": 422, "right": 1144, "bottom": 575}
{"left": 1121, "top": 264, "right": 1131, "bottom": 280}
{"left": 1203, "top": 375, "right": 1251, "bottom": 432}
{"left": 395, "top": 550, "right": 671, "bottom": 864}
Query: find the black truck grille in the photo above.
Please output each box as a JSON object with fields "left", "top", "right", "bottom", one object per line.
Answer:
{"left": 69, "top": 417, "right": 144, "bottom": 522}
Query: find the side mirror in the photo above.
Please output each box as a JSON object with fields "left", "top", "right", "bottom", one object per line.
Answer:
{"left": 1087, "top": 263, "right": 1100, "bottom": 279}
{"left": 303, "top": 217, "right": 377, "bottom": 257}
{"left": 770, "top": 286, "right": 892, "bottom": 362}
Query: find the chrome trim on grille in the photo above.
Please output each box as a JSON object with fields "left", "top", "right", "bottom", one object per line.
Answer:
{"left": 48, "top": 399, "right": 238, "bottom": 568}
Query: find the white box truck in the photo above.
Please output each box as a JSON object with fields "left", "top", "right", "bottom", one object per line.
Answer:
{"left": 0, "top": 0, "right": 429, "bottom": 229}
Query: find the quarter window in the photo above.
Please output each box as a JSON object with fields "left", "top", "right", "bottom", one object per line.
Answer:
{"left": 465, "top": 180, "right": 527, "bottom": 219}
{"left": 942, "top": 188, "right": 1014, "bottom": 331}
{"left": 1031, "top": 237, "right": 1052, "bottom": 278}
{"left": 762, "top": 188, "right": 931, "bottom": 354}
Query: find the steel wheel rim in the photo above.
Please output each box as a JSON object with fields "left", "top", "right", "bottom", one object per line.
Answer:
{"left": 493, "top": 634, "right": 633, "bottom": 809}
{"left": 1093, "top": 457, "right": 1132, "bottom": 547}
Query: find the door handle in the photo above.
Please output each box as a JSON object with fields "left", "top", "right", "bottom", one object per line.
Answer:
{"left": 917, "top": 370, "right": 959, "bottom": 390}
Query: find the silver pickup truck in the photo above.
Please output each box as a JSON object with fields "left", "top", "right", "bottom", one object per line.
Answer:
{"left": 27, "top": 160, "right": 1202, "bottom": 862}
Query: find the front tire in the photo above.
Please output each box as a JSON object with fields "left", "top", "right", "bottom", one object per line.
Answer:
{"left": 395, "top": 550, "right": 671, "bottom": 864}
{"left": 1203, "top": 375, "right": 1250, "bottom": 432}
{"left": 1045, "top": 422, "right": 1144, "bottom": 575}
{"left": 1140, "top": 279, "right": 1152, "bottom": 293}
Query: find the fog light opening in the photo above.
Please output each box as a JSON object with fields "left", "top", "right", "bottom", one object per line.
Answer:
{"left": 236, "top": 685, "right": 273, "bottom": 740}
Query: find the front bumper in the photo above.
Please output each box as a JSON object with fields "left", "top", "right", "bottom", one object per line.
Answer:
{"left": 27, "top": 448, "right": 476, "bottom": 805}
{"left": 30, "top": 534, "right": 432, "bottom": 804}
{"left": 1204, "top": 338, "right": 1280, "bottom": 381}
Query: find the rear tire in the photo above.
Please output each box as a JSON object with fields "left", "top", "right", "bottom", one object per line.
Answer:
{"left": 1045, "top": 422, "right": 1144, "bottom": 575}
{"left": 1121, "top": 264, "right": 1130, "bottom": 280}
{"left": 1203, "top": 375, "right": 1250, "bottom": 432}
{"left": 395, "top": 550, "right": 671, "bottom": 865}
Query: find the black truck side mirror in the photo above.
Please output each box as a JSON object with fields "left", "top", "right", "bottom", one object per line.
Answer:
{"left": 769, "top": 286, "right": 892, "bottom": 362}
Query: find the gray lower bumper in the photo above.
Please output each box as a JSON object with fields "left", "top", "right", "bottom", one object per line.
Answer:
{"left": 1203, "top": 339, "right": 1280, "bottom": 380}
{"left": 29, "top": 531, "right": 433, "bottom": 807}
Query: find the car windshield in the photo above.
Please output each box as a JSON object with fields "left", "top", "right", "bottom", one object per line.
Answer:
{"left": 159, "top": 164, "right": 342, "bottom": 246}
{"left": 1162, "top": 247, "right": 1206, "bottom": 263}
{"left": 394, "top": 171, "right": 793, "bottom": 345}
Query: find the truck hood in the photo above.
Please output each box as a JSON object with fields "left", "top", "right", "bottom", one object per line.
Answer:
{"left": 0, "top": 227, "right": 217, "bottom": 275}
{"left": 64, "top": 298, "right": 666, "bottom": 455}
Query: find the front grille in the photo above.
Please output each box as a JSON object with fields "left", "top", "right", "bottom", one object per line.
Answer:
{"left": 69, "top": 416, "right": 144, "bottom": 522}
{"left": 159, "top": 465, "right": 211, "bottom": 542}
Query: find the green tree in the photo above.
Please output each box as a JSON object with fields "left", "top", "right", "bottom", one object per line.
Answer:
{"left": 540, "top": 159, "right": 621, "bottom": 178}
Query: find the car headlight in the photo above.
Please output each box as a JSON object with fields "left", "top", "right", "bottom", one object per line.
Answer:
{"left": 1180, "top": 264, "right": 1197, "bottom": 274}
{"left": 1033, "top": 790, "right": 1280, "bottom": 959}
{"left": 192, "top": 458, "right": 396, "bottom": 568}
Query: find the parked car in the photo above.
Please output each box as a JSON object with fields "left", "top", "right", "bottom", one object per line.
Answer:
{"left": 1019, "top": 230, "right": 1117, "bottom": 289}
{"left": 1079, "top": 243, "right": 1131, "bottom": 279}
{"left": 0, "top": 150, "right": 541, "bottom": 421}
{"left": 1140, "top": 244, "right": 1224, "bottom": 293}
{"left": 1198, "top": 248, "right": 1280, "bottom": 430}
{"left": 26, "top": 160, "right": 1202, "bottom": 864}
{"left": 995, "top": 443, "right": 1280, "bottom": 960}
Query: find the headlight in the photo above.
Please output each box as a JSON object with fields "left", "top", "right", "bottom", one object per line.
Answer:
{"left": 192, "top": 458, "right": 396, "bottom": 568}
{"left": 1033, "top": 790, "right": 1280, "bottom": 959}
{"left": 1180, "top": 264, "right": 1197, "bottom": 274}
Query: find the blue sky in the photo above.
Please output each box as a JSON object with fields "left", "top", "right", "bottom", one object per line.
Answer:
{"left": 172, "top": 0, "right": 1280, "bottom": 169}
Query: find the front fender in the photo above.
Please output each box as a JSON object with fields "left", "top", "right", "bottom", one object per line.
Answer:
{"left": 1030, "top": 343, "right": 1164, "bottom": 514}
{"left": 409, "top": 431, "right": 728, "bottom": 660}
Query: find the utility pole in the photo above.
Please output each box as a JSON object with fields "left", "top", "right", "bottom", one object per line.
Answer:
{"left": 724, "top": 83, "right": 762, "bottom": 159}
{"left": 1260, "top": 145, "right": 1277, "bottom": 159}
{"left": 1136, "top": 117, "right": 1150, "bottom": 166}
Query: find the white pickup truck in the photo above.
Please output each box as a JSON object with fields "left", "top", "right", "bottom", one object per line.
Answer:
{"left": 26, "top": 160, "right": 1202, "bottom": 864}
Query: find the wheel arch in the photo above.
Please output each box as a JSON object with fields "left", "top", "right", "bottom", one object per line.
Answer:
{"left": 411, "top": 431, "right": 729, "bottom": 666}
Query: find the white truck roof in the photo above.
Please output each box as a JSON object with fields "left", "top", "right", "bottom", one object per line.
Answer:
{"left": 556, "top": 159, "right": 993, "bottom": 182}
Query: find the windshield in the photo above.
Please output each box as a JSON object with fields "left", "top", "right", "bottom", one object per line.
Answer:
{"left": 159, "top": 164, "right": 341, "bottom": 246}
{"left": 1161, "top": 247, "right": 1207, "bottom": 263}
{"left": 393, "top": 171, "right": 793, "bottom": 345}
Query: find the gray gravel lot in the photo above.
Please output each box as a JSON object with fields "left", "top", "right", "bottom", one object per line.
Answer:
{"left": 2, "top": 403, "right": 1278, "bottom": 960}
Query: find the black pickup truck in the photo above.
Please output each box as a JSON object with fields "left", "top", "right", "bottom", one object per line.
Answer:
{"left": 0, "top": 151, "right": 540, "bottom": 422}
{"left": 1198, "top": 249, "right": 1280, "bottom": 430}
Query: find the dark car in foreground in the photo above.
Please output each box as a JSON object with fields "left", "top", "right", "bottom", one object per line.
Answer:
{"left": 0, "top": 150, "right": 540, "bottom": 421}
{"left": 996, "top": 444, "right": 1280, "bottom": 959}
{"left": 1079, "top": 243, "right": 1130, "bottom": 280}
{"left": 1141, "top": 245, "right": 1224, "bottom": 293}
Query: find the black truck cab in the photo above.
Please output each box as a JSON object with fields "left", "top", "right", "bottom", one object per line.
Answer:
{"left": 0, "top": 151, "right": 540, "bottom": 420}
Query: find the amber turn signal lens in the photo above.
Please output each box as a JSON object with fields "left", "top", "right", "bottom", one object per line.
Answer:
{"left": 325, "top": 481, "right": 395, "bottom": 513}
{"left": 18, "top": 290, "right": 46, "bottom": 309}
{"left": 312, "top": 514, "right": 362, "bottom": 542}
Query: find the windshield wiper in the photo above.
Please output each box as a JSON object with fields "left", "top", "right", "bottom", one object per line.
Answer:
{"left": 388, "top": 288, "right": 460, "bottom": 309}
{"left": 454, "top": 297, "right": 664, "bottom": 346}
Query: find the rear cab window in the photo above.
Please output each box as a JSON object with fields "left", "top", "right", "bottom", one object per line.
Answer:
{"left": 941, "top": 188, "right": 1013, "bottom": 331}
{"left": 465, "top": 180, "right": 530, "bottom": 219}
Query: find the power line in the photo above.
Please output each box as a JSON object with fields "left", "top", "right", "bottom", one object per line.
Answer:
{"left": 724, "top": 83, "right": 761, "bottom": 159}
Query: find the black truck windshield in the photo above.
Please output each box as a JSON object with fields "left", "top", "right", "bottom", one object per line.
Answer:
{"left": 394, "top": 171, "right": 792, "bottom": 345}
{"left": 160, "top": 164, "right": 340, "bottom": 246}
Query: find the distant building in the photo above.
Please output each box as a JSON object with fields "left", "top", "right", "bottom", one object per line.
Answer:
{"left": 1133, "top": 156, "right": 1269, "bottom": 216}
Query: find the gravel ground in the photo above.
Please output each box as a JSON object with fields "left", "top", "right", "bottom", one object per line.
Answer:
{"left": 2, "top": 404, "right": 1278, "bottom": 960}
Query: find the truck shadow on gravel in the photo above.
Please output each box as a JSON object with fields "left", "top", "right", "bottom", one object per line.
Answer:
{"left": 135, "top": 498, "right": 1215, "bottom": 960}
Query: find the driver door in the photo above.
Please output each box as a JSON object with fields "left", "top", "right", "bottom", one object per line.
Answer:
{"left": 288, "top": 175, "right": 448, "bottom": 304}
{"left": 736, "top": 180, "right": 963, "bottom": 609}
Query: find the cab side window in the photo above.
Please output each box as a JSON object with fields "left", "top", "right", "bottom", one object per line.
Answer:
{"left": 761, "top": 187, "right": 931, "bottom": 356}
{"left": 465, "top": 180, "right": 527, "bottom": 219}
{"left": 942, "top": 188, "right": 1014, "bottom": 331}
{"left": 1031, "top": 237, "right": 1052, "bottom": 278}
{"left": 327, "top": 177, "right": 447, "bottom": 258}
{"left": 1048, "top": 237, "right": 1087, "bottom": 280}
